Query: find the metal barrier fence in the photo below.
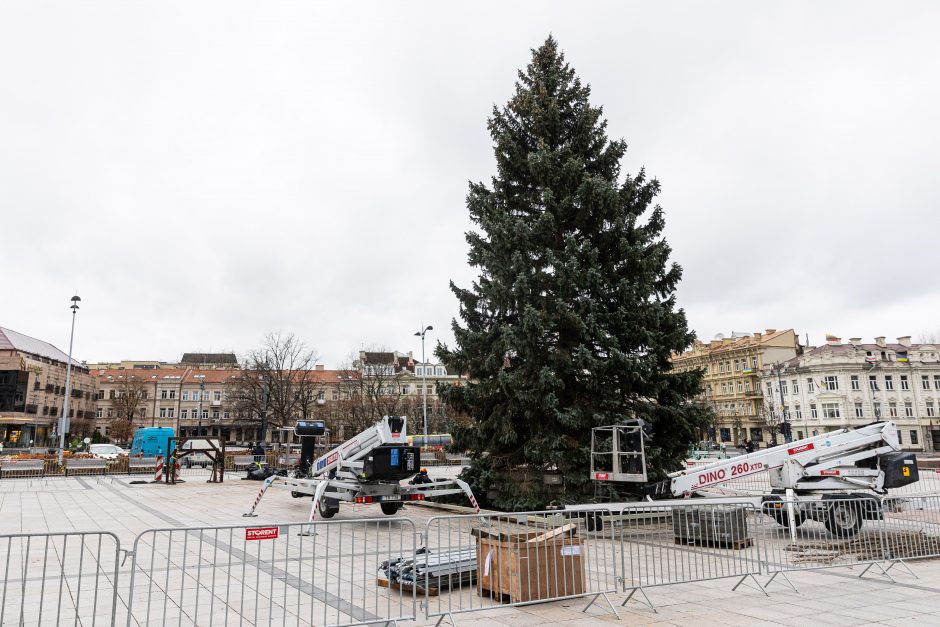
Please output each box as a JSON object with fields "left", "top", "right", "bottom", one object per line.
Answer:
{"left": 124, "top": 519, "right": 417, "bottom": 627}
{"left": 420, "top": 509, "right": 620, "bottom": 622}
{"left": 0, "top": 531, "right": 120, "bottom": 627}
{"left": 617, "top": 501, "right": 766, "bottom": 610}
{"left": 753, "top": 496, "right": 894, "bottom": 591}
{"left": 881, "top": 494, "right": 940, "bottom": 576}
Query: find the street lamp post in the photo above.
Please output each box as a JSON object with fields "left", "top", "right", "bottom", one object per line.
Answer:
{"left": 414, "top": 324, "right": 433, "bottom": 442}
{"left": 58, "top": 295, "right": 81, "bottom": 465}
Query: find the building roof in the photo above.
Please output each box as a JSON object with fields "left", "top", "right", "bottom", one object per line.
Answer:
{"left": 94, "top": 367, "right": 351, "bottom": 385}
{"left": 0, "top": 326, "right": 82, "bottom": 367}
{"left": 180, "top": 353, "right": 239, "bottom": 366}
{"left": 672, "top": 329, "right": 797, "bottom": 361}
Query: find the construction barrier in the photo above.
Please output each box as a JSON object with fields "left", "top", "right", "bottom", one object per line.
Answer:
{"left": 753, "top": 496, "right": 895, "bottom": 591}
{"left": 880, "top": 494, "right": 940, "bottom": 575}
{"left": 420, "top": 508, "right": 620, "bottom": 623}
{"left": 0, "top": 531, "right": 120, "bottom": 627}
{"left": 125, "top": 519, "right": 418, "bottom": 627}
{"left": 617, "top": 501, "right": 766, "bottom": 610}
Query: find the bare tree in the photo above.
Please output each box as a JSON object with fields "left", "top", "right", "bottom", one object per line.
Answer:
{"left": 331, "top": 350, "right": 411, "bottom": 437}
{"left": 109, "top": 373, "right": 149, "bottom": 444}
{"left": 228, "top": 332, "right": 323, "bottom": 439}
{"left": 918, "top": 330, "right": 940, "bottom": 344}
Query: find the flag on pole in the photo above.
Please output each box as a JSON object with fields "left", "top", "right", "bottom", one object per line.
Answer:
{"left": 825, "top": 334, "right": 841, "bottom": 343}
{"left": 896, "top": 354, "right": 909, "bottom": 363}
{"left": 865, "top": 355, "right": 877, "bottom": 364}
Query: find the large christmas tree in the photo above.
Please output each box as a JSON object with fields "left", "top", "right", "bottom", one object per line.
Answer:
{"left": 437, "top": 37, "right": 707, "bottom": 510}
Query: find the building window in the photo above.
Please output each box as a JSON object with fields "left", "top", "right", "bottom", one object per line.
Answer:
{"left": 107, "top": 408, "right": 113, "bottom": 418}
{"left": 811, "top": 403, "right": 818, "bottom": 418}
{"left": 823, "top": 376, "right": 839, "bottom": 391}
{"left": 109, "top": 390, "right": 116, "bottom": 399}
{"left": 734, "top": 359, "right": 740, "bottom": 372}
{"left": 160, "top": 390, "right": 168, "bottom": 399}
{"left": 765, "top": 382, "right": 773, "bottom": 395}
{"left": 851, "top": 376, "right": 859, "bottom": 391}
{"left": 427, "top": 385, "right": 435, "bottom": 395}
{"left": 169, "top": 390, "right": 176, "bottom": 399}
{"left": 923, "top": 376, "right": 931, "bottom": 390}
{"left": 223, "top": 411, "right": 230, "bottom": 419}
{"left": 911, "top": 430, "right": 919, "bottom": 445}
{"left": 927, "top": 402, "right": 935, "bottom": 418}
{"left": 745, "top": 381, "right": 752, "bottom": 392}
{"left": 934, "top": 375, "right": 940, "bottom": 390}
{"left": 168, "top": 408, "right": 174, "bottom": 418}
{"left": 780, "top": 380, "right": 788, "bottom": 395}
{"left": 900, "top": 376, "right": 909, "bottom": 391}
{"left": 792, "top": 379, "right": 799, "bottom": 394}
{"left": 884, "top": 376, "right": 894, "bottom": 391}
{"left": 905, "top": 402, "right": 914, "bottom": 417}
{"left": 807, "top": 378, "right": 815, "bottom": 393}
{"left": 202, "top": 410, "right": 209, "bottom": 420}
{"left": 822, "top": 403, "right": 840, "bottom": 419}
{"left": 417, "top": 367, "right": 424, "bottom": 376}
{"left": 854, "top": 403, "right": 864, "bottom": 418}
{"left": 212, "top": 410, "right": 220, "bottom": 419}
{"left": 182, "top": 391, "right": 189, "bottom": 401}
{"left": 317, "top": 391, "right": 325, "bottom": 400}
{"left": 332, "top": 390, "right": 338, "bottom": 401}
{"left": 213, "top": 391, "right": 221, "bottom": 401}
{"left": 794, "top": 406, "right": 802, "bottom": 420}
{"left": 97, "top": 390, "right": 105, "bottom": 400}
{"left": 898, "top": 430, "right": 903, "bottom": 444}
{"left": 96, "top": 408, "right": 102, "bottom": 418}
{"left": 874, "top": 402, "right": 882, "bottom": 418}
{"left": 202, "top": 391, "right": 209, "bottom": 401}
{"left": 139, "top": 408, "right": 146, "bottom": 418}
{"left": 159, "top": 408, "right": 167, "bottom": 418}
{"left": 181, "top": 409, "right": 188, "bottom": 419}
{"left": 736, "top": 381, "right": 742, "bottom": 393}
{"left": 889, "top": 402, "right": 898, "bottom": 418}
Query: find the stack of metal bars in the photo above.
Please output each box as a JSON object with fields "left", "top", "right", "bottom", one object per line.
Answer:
{"left": 381, "top": 547, "right": 477, "bottom": 592}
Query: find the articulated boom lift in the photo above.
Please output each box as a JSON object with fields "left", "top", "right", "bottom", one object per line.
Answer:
{"left": 591, "top": 421, "right": 919, "bottom": 535}
{"left": 245, "top": 415, "right": 480, "bottom": 520}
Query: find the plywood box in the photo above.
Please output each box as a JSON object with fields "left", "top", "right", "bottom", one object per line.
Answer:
{"left": 472, "top": 525, "right": 586, "bottom": 603}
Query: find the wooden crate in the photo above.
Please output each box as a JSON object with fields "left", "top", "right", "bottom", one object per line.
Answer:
{"left": 473, "top": 524, "right": 586, "bottom": 603}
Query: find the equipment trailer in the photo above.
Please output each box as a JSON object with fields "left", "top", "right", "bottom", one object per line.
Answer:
{"left": 589, "top": 420, "right": 919, "bottom": 535}
{"left": 245, "top": 415, "right": 480, "bottom": 520}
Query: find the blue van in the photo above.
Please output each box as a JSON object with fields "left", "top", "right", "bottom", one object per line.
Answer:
{"left": 131, "top": 428, "right": 176, "bottom": 457}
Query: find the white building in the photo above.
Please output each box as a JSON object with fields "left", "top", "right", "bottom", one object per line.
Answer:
{"left": 760, "top": 336, "right": 940, "bottom": 452}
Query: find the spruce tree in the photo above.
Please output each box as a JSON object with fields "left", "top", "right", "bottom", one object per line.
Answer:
{"left": 437, "top": 37, "right": 707, "bottom": 510}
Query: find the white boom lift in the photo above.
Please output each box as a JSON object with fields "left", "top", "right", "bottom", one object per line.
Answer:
{"left": 589, "top": 421, "right": 919, "bottom": 535}
{"left": 244, "top": 415, "right": 480, "bottom": 521}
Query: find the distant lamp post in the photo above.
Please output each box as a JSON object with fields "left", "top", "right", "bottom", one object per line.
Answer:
{"left": 58, "top": 294, "right": 81, "bottom": 465}
{"left": 414, "top": 325, "right": 433, "bottom": 442}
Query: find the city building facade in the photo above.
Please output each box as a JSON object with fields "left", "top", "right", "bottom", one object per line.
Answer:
{"left": 671, "top": 329, "right": 801, "bottom": 446}
{"left": 0, "top": 326, "right": 97, "bottom": 447}
{"left": 760, "top": 336, "right": 940, "bottom": 452}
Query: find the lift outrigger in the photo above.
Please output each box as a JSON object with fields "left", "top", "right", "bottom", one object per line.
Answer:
{"left": 244, "top": 415, "right": 480, "bottom": 521}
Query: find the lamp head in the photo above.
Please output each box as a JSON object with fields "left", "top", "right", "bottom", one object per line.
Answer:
{"left": 70, "top": 295, "right": 81, "bottom": 311}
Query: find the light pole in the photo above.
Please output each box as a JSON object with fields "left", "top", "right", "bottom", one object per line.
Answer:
{"left": 414, "top": 324, "right": 433, "bottom": 442}
{"left": 58, "top": 294, "right": 81, "bottom": 464}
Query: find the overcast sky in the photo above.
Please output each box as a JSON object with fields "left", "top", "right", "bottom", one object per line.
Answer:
{"left": 2, "top": 1, "right": 939, "bottom": 367}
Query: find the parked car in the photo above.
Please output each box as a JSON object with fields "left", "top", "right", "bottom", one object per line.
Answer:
{"left": 88, "top": 444, "right": 127, "bottom": 460}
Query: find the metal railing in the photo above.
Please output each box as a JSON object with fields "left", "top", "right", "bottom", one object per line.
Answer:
{"left": 0, "top": 531, "right": 120, "bottom": 627}
{"left": 420, "top": 508, "right": 620, "bottom": 622}
{"left": 617, "top": 501, "right": 766, "bottom": 610}
{"left": 124, "top": 519, "right": 417, "bottom": 627}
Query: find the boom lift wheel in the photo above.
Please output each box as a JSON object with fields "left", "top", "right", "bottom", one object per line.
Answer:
{"left": 318, "top": 497, "right": 339, "bottom": 519}
{"left": 825, "top": 501, "right": 862, "bottom": 537}
{"left": 381, "top": 502, "right": 403, "bottom": 516}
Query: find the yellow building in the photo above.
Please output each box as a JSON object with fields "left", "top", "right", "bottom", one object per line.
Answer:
{"left": 671, "top": 329, "right": 800, "bottom": 446}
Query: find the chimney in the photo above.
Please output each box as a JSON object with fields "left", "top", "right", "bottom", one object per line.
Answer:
{"left": 765, "top": 329, "right": 776, "bottom": 335}
{"left": 897, "top": 336, "right": 912, "bottom": 347}
{"left": 722, "top": 338, "right": 732, "bottom": 346}
{"left": 875, "top": 336, "right": 886, "bottom": 348}
{"left": 849, "top": 338, "right": 862, "bottom": 345}
{"left": 753, "top": 332, "right": 762, "bottom": 339}
{"left": 315, "top": 364, "right": 324, "bottom": 371}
